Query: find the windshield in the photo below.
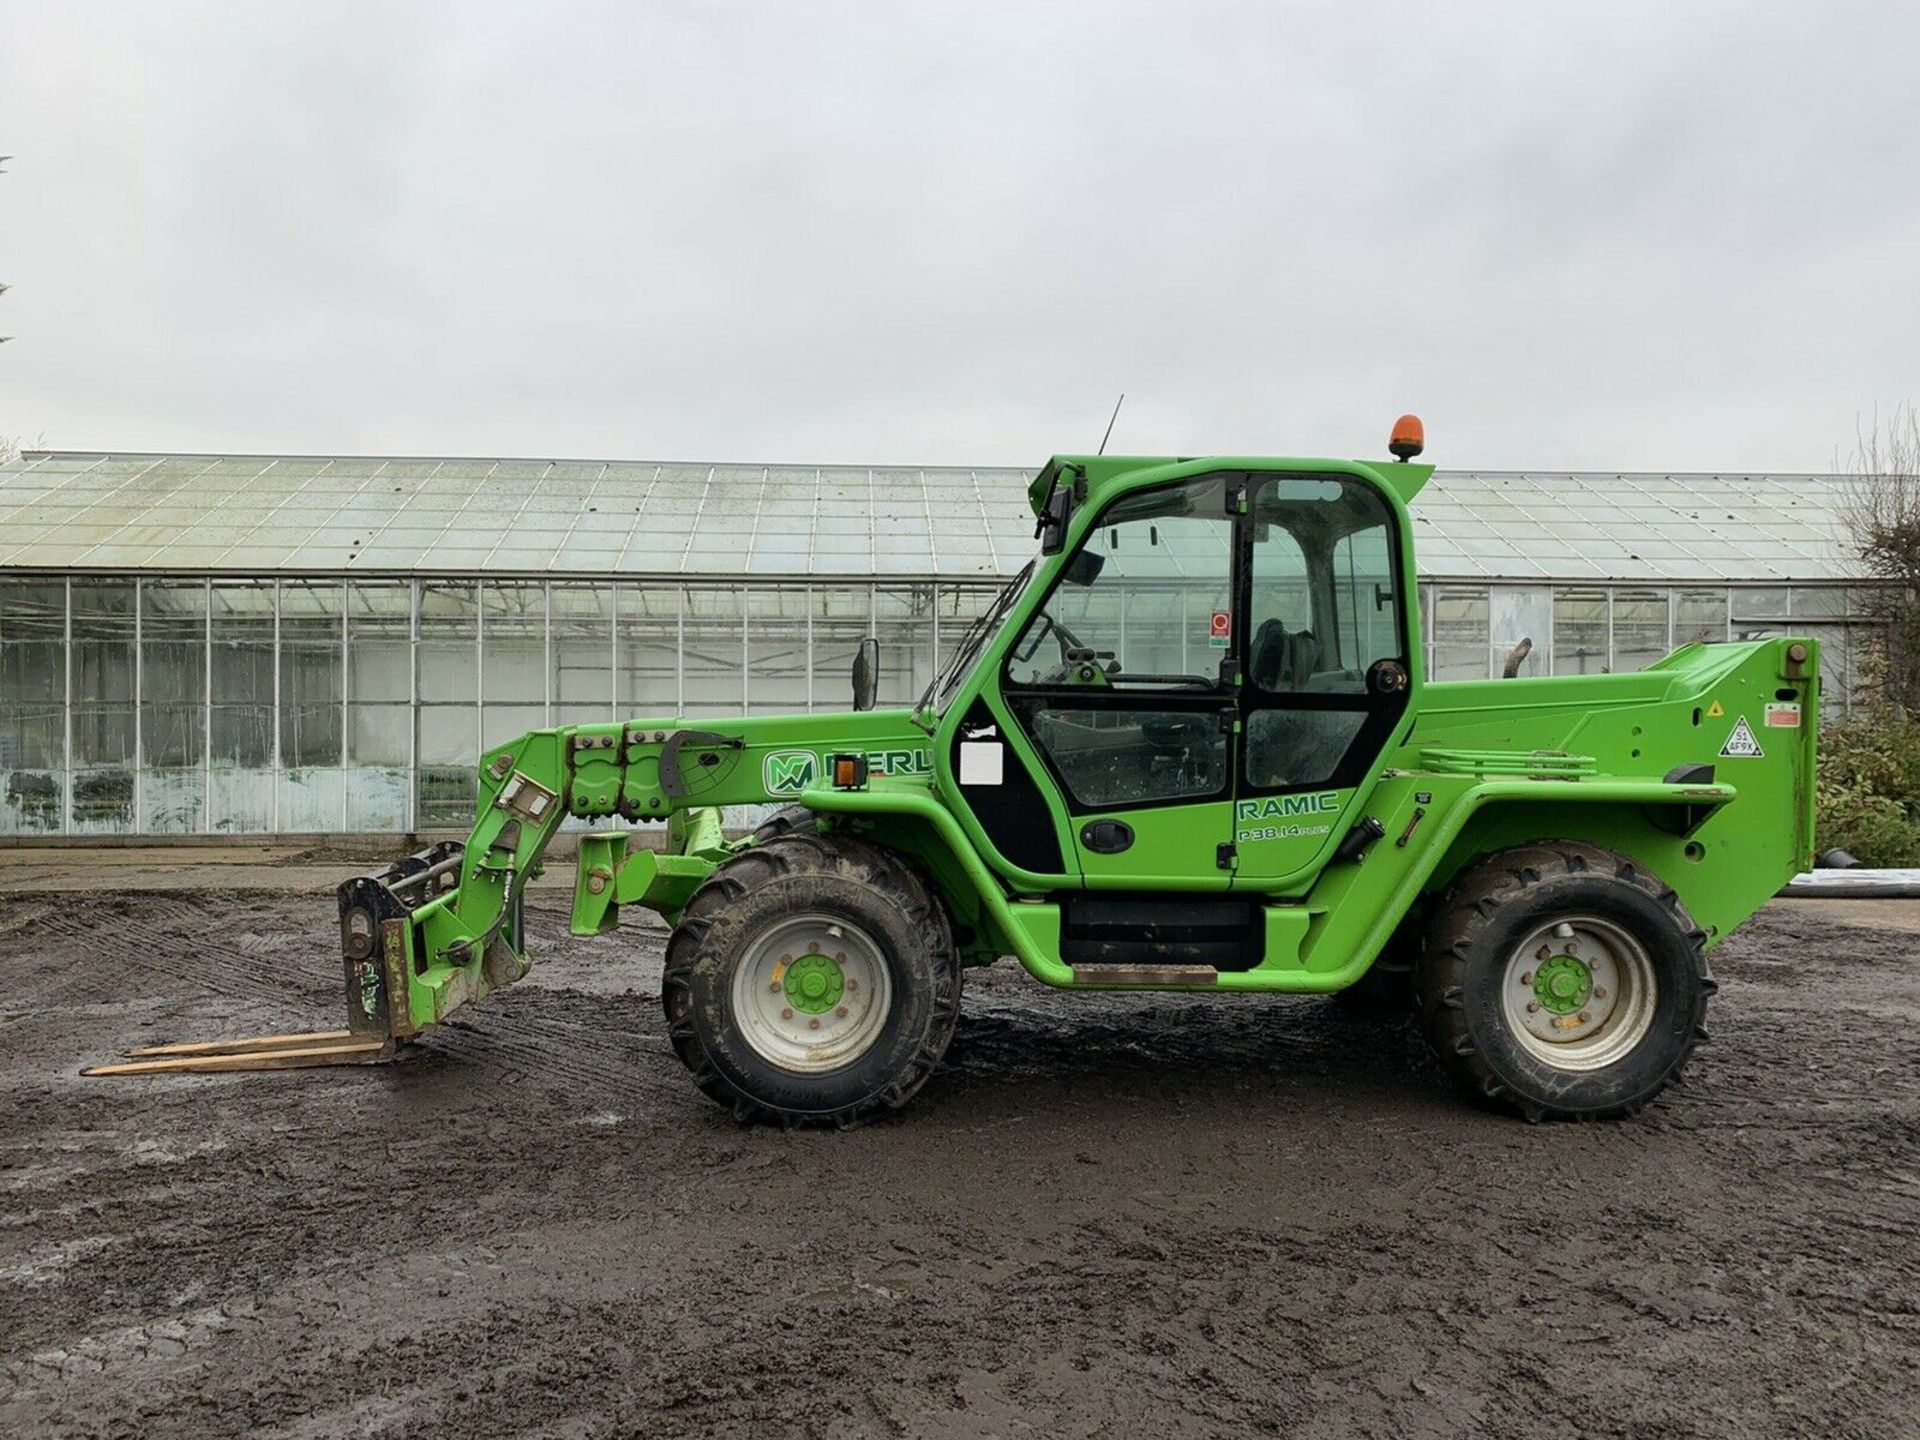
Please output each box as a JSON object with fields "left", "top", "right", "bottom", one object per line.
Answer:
{"left": 919, "top": 561, "right": 1036, "bottom": 715}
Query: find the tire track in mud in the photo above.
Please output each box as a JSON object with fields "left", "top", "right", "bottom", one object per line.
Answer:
{"left": 10, "top": 885, "right": 1920, "bottom": 1439}
{"left": 32, "top": 894, "right": 326, "bottom": 1014}
{"left": 30, "top": 888, "right": 687, "bottom": 1106}
{"left": 421, "top": 995, "right": 688, "bottom": 1112}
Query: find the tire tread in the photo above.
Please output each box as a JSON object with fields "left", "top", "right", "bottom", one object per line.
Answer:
{"left": 1415, "top": 840, "right": 1711, "bottom": 1121}
{"left": 662, "top": 833, "right": 960, "bottom": 1128}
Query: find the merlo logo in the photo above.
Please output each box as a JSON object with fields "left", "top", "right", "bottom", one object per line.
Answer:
{"left": 763, "top": 750, "right": 819, "bottom": 795}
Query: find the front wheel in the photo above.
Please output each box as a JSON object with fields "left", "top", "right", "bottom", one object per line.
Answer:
{"left": 1415, "top": 842, "right": 1713, "bottom": 1121}
{"left": 663, "top": 833, "right": 960, "bottom": 1128}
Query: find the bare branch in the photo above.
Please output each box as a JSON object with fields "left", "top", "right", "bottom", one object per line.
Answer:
{"left": 1839, "top": 402, "right": 1920, "bottom": 711}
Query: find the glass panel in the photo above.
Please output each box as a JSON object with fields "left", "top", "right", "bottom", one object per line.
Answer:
{"left": 1788, "top": 586, "right": 1848, "bottom": 619}
{"left": 1431, "top": 588, "right": 1490, "bottom": 681}
{"left": 483, "top": 704, "right": 547, "bottom": 750}
{"left": 1674, "top": 590, "right": 1728, "bottom": 646}
{"left": 140, "top": 579, "right": 207, "bottom": 832}
{"left": 1552, "top": 589, "right": 1609, "bottom": 675}
{"left": 551, "top": 583, "right": 613, "bottom": 725}
{"left": 1611, "top": 590, "right": 1670, "bottom": 673}
{"left": 279, "top": 581, "right": 343, "bottom": 767}
{"left": 747, "top": 586, "right": 811, "bottom": 715}
{"left": 347, "top": 703, "right": 410, "bottom": 829}
{"left": 482, "top": 580, "right": 547, "bottom": 750}
{"left": 616, "top": 583, "right": 680, "bottom": 718}
{"left": 1329, "top": 525, "right": 1397, "bottom": 684}
{"left": 1249, "top": 475, "right": 1400, "bottom": 693}
{"left": 210, "top": 582, "right": 276, "bottom": 833}
{"left": 70, "top": 579, "right": 136, "bottom": 833}
{"left": 0, "top": 578, "right": 65, "bottom": 834}
{"left": 937, "top": 585, "right": 1002, "bottom": 676}
{"left": 348, "top": 581, "right": 412, "bottom": 704}
{"left": 1008, "top": 475, "right": 1232, "bottom": 690}
{"left": 872, "top": 585, "right": 936, "bottom": 710}
{"left": 681, "top": 587, "right": 744, "bottom": 718}
{"left": 809, "top": 587, "right": 870, "bottom": 715}
{"left": 1245, "top": 709, "right": 1367, "bottom": 791}
{"left": 1031, "top": 706, "right": 1229, "bottom": 807}
{"left": 1731, "top": 586, "right": 1791, "bottom": 621}
{"left": 419, "top": 581, "right": 477, "bottom": 826}
{"left": 482, "top": 580, "right": 545, "bottom": 705}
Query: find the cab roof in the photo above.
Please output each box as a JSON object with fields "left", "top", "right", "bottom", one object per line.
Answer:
{"left": 1027, "top": 454, "right": 1436, "bottom": 516}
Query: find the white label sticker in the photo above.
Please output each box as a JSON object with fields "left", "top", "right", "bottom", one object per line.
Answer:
{"left": 959, "top": 741, "right": 1004, "bottom": 786}
{"left": 1764, "top": 702, "right": 1802, "bottom": 728}
{"left": 1720, "top": 716, "right": 1765, "bottom": 758}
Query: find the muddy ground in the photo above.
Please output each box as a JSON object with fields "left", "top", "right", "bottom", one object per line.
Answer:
{"left": 2, "top": 858, "right": 1918, "bottom": 1440}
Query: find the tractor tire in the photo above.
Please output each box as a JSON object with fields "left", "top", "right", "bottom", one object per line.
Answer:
{"left": 749, "top": 803, "right": 819, "bottom": 845}
{"left": 1414, "top": 841, "right": 1713, "bottom": 1122}
{"left": 662, "top": 832, "right": 961, "bottom": 1128}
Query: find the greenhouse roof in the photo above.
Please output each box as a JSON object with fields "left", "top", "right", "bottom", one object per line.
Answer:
{"left": 0, "top": 451, "right": 1863, "bottom": 584}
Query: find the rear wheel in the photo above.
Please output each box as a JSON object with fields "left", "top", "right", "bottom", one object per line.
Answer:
{"left": 1415, "top": 842, "right": 1713, "bottom": 1121}
{"left": 663, "top": 833, "right": 960, "bottom": 1128}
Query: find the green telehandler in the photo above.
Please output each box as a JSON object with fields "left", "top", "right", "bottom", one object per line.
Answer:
{"left": 91, "top": 419, "right": 1819, "bottom": 1124}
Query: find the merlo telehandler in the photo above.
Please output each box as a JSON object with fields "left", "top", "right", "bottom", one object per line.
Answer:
{"left": 91, "top": 419, "right": 1819, "bottom": 1124}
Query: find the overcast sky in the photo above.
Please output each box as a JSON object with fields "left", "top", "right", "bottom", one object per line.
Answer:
{"left": 2, "top": 1, "right": 1916, "bottom": 472}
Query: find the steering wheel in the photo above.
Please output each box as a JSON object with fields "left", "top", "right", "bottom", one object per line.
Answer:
{"left": 1141, "top": 714, "right": 1204, "bottom": 751}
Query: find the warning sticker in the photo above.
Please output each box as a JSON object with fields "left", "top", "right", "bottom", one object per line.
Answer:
{"left": 1764, "top": 702, "right": 1802, "bottom": 728}
{"left": 1720, "top": 716, "right": 1765, "bottom": 758}
{"left": 1706, "top": 699, "right": 1725, "bottom": 718}
{"left": 1209, "top": 610, "right": 1231, "bottom": 649}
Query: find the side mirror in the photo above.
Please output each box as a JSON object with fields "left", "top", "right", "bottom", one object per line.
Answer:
{"left": 1035, "top": 463, "right": 1086, "bottom": 555}
{"left": 1037, "top": 483, "right": 1072, "bottom": 555}
{"left": 851, "top": 637, "right": 880, "bottom": 711}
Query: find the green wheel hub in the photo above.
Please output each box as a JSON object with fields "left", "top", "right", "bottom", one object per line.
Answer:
{"left": 784, "top": 952, "right": 845, "bottom": 1015}
{"left": 1533, "top": 954, "right": 1592, "bottom": 1015}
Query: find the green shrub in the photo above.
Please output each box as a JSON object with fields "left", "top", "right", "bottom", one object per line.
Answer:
{"left": 1816, "top": 702, "right": 1920, "bottom": 865}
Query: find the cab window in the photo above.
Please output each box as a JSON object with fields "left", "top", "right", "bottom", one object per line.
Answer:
{"left": 1004, "top": 475, "right": 1233, "bottom": 692}
{"left": 1247, "top": 477, "right": 1401, "bottom": 695}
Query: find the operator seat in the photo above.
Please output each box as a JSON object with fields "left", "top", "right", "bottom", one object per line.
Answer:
{"left": 1250, "top": 620, "right": 1321, "bottom": 690}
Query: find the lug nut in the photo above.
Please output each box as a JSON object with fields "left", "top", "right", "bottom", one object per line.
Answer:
{"left": 1537, "top": 946, "right": 1552, "bottom": 961}
{"left": 780, "top": 1007, "right": 793, "bottom": 1020}
{"left": 1521, "top": 971, "right": 1534, "bottom": 986}
{"left": 808, "top": 1018, "right": 821, "bottom": 1031}
{"left": 1593, "top": 986, "right": 1608, "bottom": 999}
{"left": 770, "top": 982, "right": 782, "bottom": 993}
{"left": 835, "top": 952, "right": 846, "bottom": 963}
{"left": 1526, "top": 1001, "right": 1540, "bottom": 1013}
{"left": 836, "top": 1006, "right": 848, "bottom": 1018}
{"left": 846, "top": 978, "right": 858, "bottom": 992}
{"left": 1577, "top": 1011, "right": 1590, "bottom": 1024}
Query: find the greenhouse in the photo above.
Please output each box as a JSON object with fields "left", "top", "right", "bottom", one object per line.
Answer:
{"left": 0, "top": 452, "right": 1876, "bottom": 837}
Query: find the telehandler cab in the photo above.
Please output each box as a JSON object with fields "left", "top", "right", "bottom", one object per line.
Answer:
{"left": 91, "top": 420, "right": 1819, "bottom": 1125}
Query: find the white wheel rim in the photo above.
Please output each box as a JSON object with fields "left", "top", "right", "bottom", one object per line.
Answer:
{"left": 728, "top": 913, "right": 894, "bottom": 1074}
{"left": 1500, "top": 915, "right": 1658, "bottom": 1072}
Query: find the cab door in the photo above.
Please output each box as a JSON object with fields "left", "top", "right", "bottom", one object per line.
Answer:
{"left": 996, "top": 471, "right": 1240, "bottom": 890}
{"left": 1229, "top": 473, "right": 1414, "bottom": 889}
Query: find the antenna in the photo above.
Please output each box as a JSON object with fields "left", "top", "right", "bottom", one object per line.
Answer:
{"left": 1097, "top": 393, "right": 1125, "bottom": 456}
